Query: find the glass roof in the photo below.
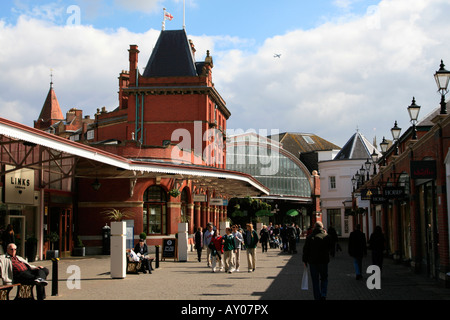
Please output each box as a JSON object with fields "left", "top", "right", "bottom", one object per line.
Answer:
{"left": 226, "top": 143, "right": 312, "bottom": 197}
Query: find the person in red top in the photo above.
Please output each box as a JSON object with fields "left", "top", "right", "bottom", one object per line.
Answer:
{"left": 5, "top": 243, "right": 49, "bottom": 300}
{"left": 210, "top": 230, "right": 223, "bottom": 272}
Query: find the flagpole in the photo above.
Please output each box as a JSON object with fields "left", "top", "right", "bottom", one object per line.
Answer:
{"left": 162, "top": 8, "right": 166, "bottom": 30}
{"left": 183, "top": 0, "right": 185, "bottom": 30}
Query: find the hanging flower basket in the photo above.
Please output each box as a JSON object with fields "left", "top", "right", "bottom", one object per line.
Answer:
{"left": 168, "top": 189, "right": 181, "bottom": 198}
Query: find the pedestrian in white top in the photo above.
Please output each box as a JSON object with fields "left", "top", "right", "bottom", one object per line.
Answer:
{"left": 232, "top": 225, "right": 244, "bottom": 272}
{"left": 203, "top": 223, "right": 215, "bottom": 267}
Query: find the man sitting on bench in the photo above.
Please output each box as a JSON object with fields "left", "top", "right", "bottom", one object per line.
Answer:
{"left": 0, "top": 243, "right": 49, "bottom": 300}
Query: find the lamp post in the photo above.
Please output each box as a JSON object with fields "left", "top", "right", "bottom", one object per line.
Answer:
{"left": 407, "top": 97, "right": 421, "bottom": 140}
{"left": 380, "top": 136, "right": 389, "bottom": 166}
{"left": 365, "top": 158, "right": 372, "bottom": 180}
{"left": 371, "top": 149, "right": 378, "bottom": 175}
{"left": 434, "top": 60, "right": 450, "bottom": 115}
{"left": 391, "top": 121, "right": 401, "bottom": 155}
{"left": 359, "top": 165, "right": 366, "bottom": 184}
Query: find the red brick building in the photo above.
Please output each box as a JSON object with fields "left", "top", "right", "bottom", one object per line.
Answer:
{"left": 355, "top": 103, "right": 450, "bottom": 286}
{"left": 24, "top": 29, "right": 268, "bottom": 256}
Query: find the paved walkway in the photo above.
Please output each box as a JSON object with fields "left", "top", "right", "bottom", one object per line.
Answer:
{"left": 29, "top": 239, "right": 449, "bottom": 303}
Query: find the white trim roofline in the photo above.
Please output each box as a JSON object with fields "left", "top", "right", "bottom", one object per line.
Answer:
{"left": 0, "top": 117, "right": 269, "bottom": 195}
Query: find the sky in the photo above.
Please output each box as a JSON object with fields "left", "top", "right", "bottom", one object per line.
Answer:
{"left": 1, "top": 0, "right": 450, "bottom": 148}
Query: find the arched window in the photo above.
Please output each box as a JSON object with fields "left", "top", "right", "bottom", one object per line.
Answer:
{"left": 180, "top": 188, "right": 189, "bottom": 217}
{"left": 143, "top": 186, "right": 167, "bottom": 235}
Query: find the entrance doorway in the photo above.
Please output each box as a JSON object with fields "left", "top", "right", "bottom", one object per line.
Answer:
{"left": 48, "top": 207, "right": 72, "bottom": 257}
{"left": 419, "top": 181, "right": 439, "bottom": 278}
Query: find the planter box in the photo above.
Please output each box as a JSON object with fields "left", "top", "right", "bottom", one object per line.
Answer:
{"left": 72, "top": 247, "right": 85, "bottom": 256}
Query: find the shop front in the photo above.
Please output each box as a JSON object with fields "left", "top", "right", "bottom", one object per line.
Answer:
{"left": 0, "top": 166, "right": 40, "bottom": 259}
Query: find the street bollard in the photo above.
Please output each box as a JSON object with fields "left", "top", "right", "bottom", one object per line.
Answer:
{"left": 51, "top": 258, "right": 59, "bottom": 296}
{"left": 155, "top": 245, "right": 159, "bottom": 268}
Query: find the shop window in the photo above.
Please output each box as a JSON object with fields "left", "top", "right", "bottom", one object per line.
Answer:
{"left": 143, "top": 186, "right": 167, "bottom": 235}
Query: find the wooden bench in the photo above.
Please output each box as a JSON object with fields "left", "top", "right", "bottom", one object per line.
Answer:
{"left": 126, "top": 253, "right": 154, "bottom": 274}
{"left": 0, "top": 283, "right": 35, "bottom": 300}
{"left": 14, "top": 283, "right": 35, "bottom": 300}
{"left": 0, "top": 284, "right": 19, "bottom": 300}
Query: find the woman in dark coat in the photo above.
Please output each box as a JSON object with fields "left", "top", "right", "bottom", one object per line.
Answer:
{"left": 194, "top": 227, "right": 203, "bottom": 262}
{"left": 368, "top": 225, "right": 385, "bottom": 271}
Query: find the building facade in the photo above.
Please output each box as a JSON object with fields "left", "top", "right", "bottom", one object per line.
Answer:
{"left": 0, "top": 28, "right": 268, "bottom": 260}
{"left": 357, "top": 104, "right": 450, "bottom": 285}
{"left": 319, "top": 131, "right": 381, "bottom": 237}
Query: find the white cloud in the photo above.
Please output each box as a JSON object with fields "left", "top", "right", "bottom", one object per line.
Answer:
{"left": 1, "top": 0, "right": 450, "bottom": 148}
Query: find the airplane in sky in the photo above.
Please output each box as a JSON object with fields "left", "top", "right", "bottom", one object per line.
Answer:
{"left": 274, "top": 53, "right": 281, "bottom": 58}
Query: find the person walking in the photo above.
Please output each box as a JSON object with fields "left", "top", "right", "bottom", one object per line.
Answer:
{"left": 327, "top": 224, "right": 338, "bottom": 257}
{"left": 368, "top": 225, "right": 385, "bottom": 271}
{"left": 244, "top": 223, "right": 259, "bottom": 272}
{"left": 210, "top": 230, "right": 223, "bottom": 272}
{"left": 232, "top": 225, "right": 244, "bottom": 272}
{"left": 194, "top": 227, "right": 203, "bottom": 262}
{"left": 302, "top": 221, "right": 332, "bottom": 300}
{"left": 203, "top": 223, "right": 214, "bottom": 267}
{"left": 348, "top": 224, "right": 367, "bottom": 280}
{"left": 223, "top": 227, "right": 236, "bottom": 273}
{"left": 259, "top": 225, "right": 269, "bottom": 253}
{"left": 287, "top": 222, "right": 297, "bottom": 254}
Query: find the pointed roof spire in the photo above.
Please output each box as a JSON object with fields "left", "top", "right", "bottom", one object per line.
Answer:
{"left": 334, "top": 130, "right": 381, "bottom": 160}
{"left": 35, "top": 73, "right": 64, "bottom": 129}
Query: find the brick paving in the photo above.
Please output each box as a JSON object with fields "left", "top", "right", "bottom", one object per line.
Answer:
{"left": 26, "top": 239, "right": 449, "bottom": 305}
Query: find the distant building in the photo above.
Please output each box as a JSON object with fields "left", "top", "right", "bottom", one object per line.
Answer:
{"left": 269, "top": 132, "right": 340, "bottom": 173}
{"left": 319, "top": 130, "right": 381, "bottom": 237}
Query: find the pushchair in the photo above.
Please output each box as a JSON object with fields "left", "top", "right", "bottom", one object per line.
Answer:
{"left": 270, "top": 235, "right": 281, "bottom": 249}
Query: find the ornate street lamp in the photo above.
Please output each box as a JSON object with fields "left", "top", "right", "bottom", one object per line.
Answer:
{"left": 434, "top": 60, "right": 450, "bottom": 114}
{"left": 371, "top": 149, "right": 378, "bottom": 175}
{"left": 391, "top": 121, "right": 401, "bottom": 155}
{"left": 407, "top": 97, "right": 421, "bottom": 140}
{"left": 380, "top": 136, "right": 389, "bottom": 153}
{"left": 351, "top": 175, "right": 357, "bottom": 191}
{"left": 365, "top": 158, "right": 371, "bottom": 180}
{"left": 359, "top": 165, "right": 366, "bottom": 183}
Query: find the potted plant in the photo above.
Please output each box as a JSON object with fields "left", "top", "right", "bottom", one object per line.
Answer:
{"left": 25, "top": 236, "right": 38, "bottom": 262}
{"left": 102, "top": 208, "right": 134, "bottom": 222}
{"left": 45, "top": 232, "right": 60, "bottom": 260}
{"left": 168, "top": 188, "right": 181, "bottom": 198}
{"left": 72, "top": 236, "right": 85, "bottom": 256}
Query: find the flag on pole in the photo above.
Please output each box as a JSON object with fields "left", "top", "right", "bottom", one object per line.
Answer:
{"left": 164, "top": 11, "right": 173, "bottom": 21}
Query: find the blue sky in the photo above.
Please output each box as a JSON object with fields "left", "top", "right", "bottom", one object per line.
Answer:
{"left": 1, "top": 0, "right": 450, "bottom": 148}
{"left": 1, "top": 1, "right": 378, "bottom": 44}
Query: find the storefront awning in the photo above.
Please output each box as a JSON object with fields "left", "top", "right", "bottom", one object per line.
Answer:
{"left": 0, "top": 117, "right": 269, "bottom": 197}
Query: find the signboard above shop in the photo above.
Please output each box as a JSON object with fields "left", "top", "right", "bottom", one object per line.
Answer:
{"left": 411, "top": 160, "right": 437, "bottom": 180}
{"left": 383, "top": 186, "right": 405, "bottom": 199}
{"left": 4, "top": 165, "right": 35, "bottom": 205}
{"left": 193, "top": 194, "right": 207, "bottom": 202}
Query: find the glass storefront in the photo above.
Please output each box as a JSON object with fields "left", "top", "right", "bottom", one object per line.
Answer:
{"left": 0, "top": 203, "right": 38, "bottom": 258}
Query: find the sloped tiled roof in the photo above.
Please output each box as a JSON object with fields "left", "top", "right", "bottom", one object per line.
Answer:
{"left": 143, "top": 29, "right": 197, "bottom": 77}
{"left": 269, "top": 132, "right": 340, "bottom": 156}
{"left": 334, "top": 131, "right": 381, "bottom": 160}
